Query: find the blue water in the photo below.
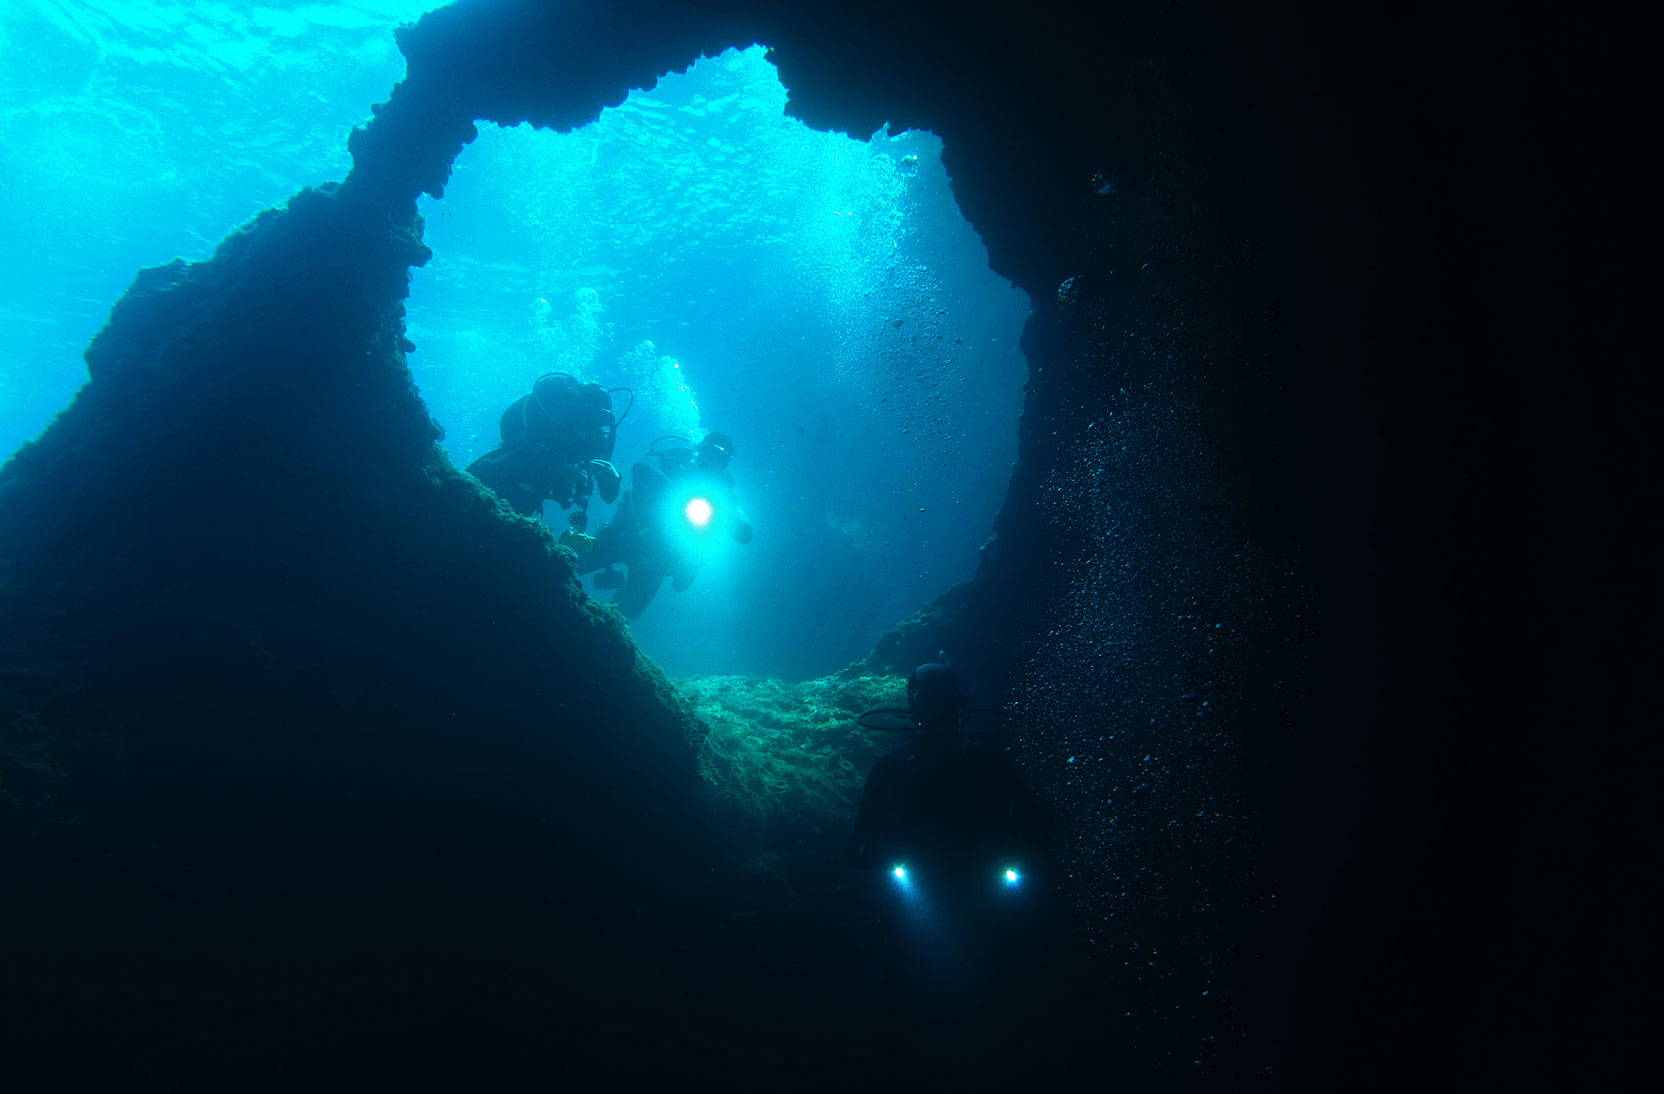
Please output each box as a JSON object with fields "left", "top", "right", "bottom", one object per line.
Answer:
{"left": 1, "top": 5, "right": 1029, "bottom": 681}
{"left": 409, "top": 47, "right": 1028, "bottom": 678}
{"left": 0, "top": 0, "right": 439, "bottom": 460}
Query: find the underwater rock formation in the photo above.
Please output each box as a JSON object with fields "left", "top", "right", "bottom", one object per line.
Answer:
{"left": 0, "top": 171, "right": 735, "bottom": 1081}
{"left": 0, "top": 0, "right": 1554, "bottom": 1088}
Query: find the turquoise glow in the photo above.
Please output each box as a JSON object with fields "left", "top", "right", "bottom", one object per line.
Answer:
{"left": 410, "top": 46, "right": 1029, "bottom": 677}
{"left": 0, "top": 0, "right": 450, "bottom": 461}
{"left": 2, "top": 16, "right": 1030, "bottom": 680}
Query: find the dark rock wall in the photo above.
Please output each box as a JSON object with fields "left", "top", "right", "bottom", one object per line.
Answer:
{"left": 0, "top": 0, "right": 1566, "bottom": 1088}
{"left": 0, "top": 167, "right": 730, "bottom": 1086}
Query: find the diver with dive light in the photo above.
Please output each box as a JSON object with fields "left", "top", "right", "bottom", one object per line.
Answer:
{"left": 850, "top": 656, "right": 1057, "bottom": 892}
{"left": 848, "top": 654, "right": 1063, "bottom": 1044}
{"left": 466, "top": 373, "right": 631, "bottom": 553}
{"left": 579, "top": 430, "right": 753, "bottom": 620}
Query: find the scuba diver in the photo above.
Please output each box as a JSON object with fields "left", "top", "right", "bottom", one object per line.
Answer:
{"left": 578, "top": 430, "right": 754, "bottom": 620}
{"left": 848, "top": 655, "right": 1062, "bottom": 1053}
{"left": 466, "top": 373, "right": 629, "bottom": 541}
{"left": 850, "top": 656, "right": 1055, "bottom": 883}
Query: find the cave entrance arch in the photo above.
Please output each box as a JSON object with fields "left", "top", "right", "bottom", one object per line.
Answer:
{"left": 404, "top": 46, "right": 1029, "bottom": 680}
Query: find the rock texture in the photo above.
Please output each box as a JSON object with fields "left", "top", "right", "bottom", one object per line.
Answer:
{"left": 1, "top": 0, "right": 1564, "bottom": 1089}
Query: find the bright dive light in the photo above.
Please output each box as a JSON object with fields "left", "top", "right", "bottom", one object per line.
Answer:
{"left": 892, "top": 865, "right": 908, "bottom": 882}
{"left": 684, "top": 497, "right": 713, "bottom": 528}
{"left": 1003, "top": 868, "right": 1021, "bottom": 885}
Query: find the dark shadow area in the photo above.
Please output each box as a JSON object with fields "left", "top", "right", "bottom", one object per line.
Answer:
{"left": 1, "top": 0, "right": 1587, "bottom": 1089}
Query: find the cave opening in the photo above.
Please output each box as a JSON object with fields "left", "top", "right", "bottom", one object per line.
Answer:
{"left": 404, "top": 46, "right": 1030, "bottom": 681}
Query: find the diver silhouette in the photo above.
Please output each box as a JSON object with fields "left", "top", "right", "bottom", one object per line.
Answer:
{"left": 848, "top": 655, "right": 1064, "bottom": 1059}
{"left": 579, "top": 430, "right": 753, "bottom": 620}
{"left": 467, "top": 372, "right": 628, "bottom": 535}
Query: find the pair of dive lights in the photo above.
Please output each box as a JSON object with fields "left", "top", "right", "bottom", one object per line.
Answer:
{"left": 890, "top": 864, "right": 1023, "bottom": 887}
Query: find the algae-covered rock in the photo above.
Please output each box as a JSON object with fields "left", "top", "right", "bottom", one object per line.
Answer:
{"left": 676, "top": 669, "right": 903, "bottom": 850}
